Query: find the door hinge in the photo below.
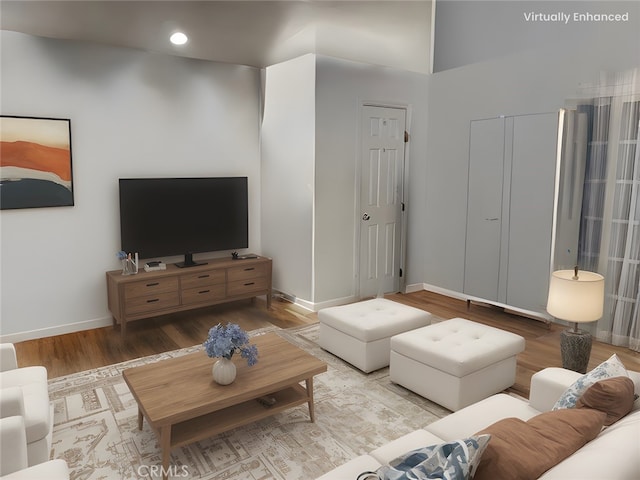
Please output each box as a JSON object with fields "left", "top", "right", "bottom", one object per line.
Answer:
{"left": 399, "top": 268, "right": 403, "bottom": 277}
{"left": 404, "top": 131, "right": 409, "bottom": 143}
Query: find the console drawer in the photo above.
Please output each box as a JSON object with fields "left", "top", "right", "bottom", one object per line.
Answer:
{"left": 227, "top": 277, "right": 268, "bottom": 297}
{"left": 182, "top": 284, "right": 226, "bottom": 305}
{"left": 125, "top": 291, "right": 180, "bottom": 315}
{"left": 181, "top": 270, "right": 225, "bottom": 289}
{"left": 227, "top": 264, "right": 266, "bottom": 282}
{"left": 124, "top": 277, "right": 179, "bottom": 300}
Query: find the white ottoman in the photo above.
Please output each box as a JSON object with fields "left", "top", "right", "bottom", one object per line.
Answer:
{"left": 318, "top": 298, "right": 433, "bottom": 373}
{"left": 390, "top": 318, "right": 525, "bottom": 411}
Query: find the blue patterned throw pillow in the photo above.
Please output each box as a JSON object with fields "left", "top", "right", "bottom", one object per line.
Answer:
{"left": 552, "top": 354, "right": 629, "bottom": 410}
{"left": 374, "top": 435, "right": 491, "bottom": 480}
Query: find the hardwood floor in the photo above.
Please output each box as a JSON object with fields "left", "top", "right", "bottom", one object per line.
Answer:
{"left": 13, "top": 290, "right": 640, "bottom": 399}
{"left": 12, "top": 297, "right": 316, "bottom": 378}
{"left": 386, "top": 290, "right": 640, "bottom": 398}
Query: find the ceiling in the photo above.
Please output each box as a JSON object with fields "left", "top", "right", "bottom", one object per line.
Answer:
{"left": 0, "top": 0, "right": 433, "bottom": 73}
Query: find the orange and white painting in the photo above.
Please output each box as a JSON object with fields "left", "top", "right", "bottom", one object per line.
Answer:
{"left": 1, "top": 115, "right": 74, "bottom": 209}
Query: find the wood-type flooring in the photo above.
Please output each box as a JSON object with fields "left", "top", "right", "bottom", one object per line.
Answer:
{"left": 13, "top": 290, "right": 640, "bottom": 398}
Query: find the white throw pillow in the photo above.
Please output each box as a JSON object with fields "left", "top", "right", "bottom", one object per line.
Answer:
{"left": 552, "top": 353, "right": 629, "bottom": 410}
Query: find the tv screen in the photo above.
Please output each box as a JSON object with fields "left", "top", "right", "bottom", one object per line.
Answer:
{"left": 119, "top": 177, "right": 248, "bottom": 267}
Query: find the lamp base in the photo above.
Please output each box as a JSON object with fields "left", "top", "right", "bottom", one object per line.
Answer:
{"left": 560, "top": 329, "right": 592, "bottom": 374}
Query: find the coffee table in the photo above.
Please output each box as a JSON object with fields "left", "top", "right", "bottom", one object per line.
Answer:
{"left": 123, "top": 332, "right": 327, "bottom": 479}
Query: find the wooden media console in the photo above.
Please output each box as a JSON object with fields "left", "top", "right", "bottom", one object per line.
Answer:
{"left": 106, "top": 255, "right": 272, "bottom": 337}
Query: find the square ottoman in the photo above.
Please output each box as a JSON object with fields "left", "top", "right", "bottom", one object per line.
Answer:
{"left": 318, "top": 298, "right": 433, "bottom": 373}
{"left": 390, "top": 318, "right": 525, "bottom": 411}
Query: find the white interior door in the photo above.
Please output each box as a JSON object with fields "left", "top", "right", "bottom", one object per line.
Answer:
{"left": 359, "top": 105, "right": 406, "bottom": 298}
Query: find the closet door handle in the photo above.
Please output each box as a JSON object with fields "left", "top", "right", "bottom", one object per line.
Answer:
{"left": 485, "top": 217, "right": 499, "bottom": 221}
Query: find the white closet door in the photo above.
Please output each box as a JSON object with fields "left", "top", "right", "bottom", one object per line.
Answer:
{"left": 464, "top": 117, "right": 505, "bottom": 301}
{"left": 506, "top": 112, "right": 559, "bottom": 311}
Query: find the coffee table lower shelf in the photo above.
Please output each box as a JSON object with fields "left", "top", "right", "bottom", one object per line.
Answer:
{"left": 140, "top": 382, "right": 314, "bottom": 462}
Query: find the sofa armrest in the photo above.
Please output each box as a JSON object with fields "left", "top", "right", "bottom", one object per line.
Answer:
{"left": 0, "top": 387, "right": 26, "bottom": 419}
{"left": 528, "top": 367, "right": 581, "bottom": 412}
{"left": 0, "top": 344, "right": 18, "bottom": 372}
{"left": 0, "top": 416, "right": 29, "bottom": 476}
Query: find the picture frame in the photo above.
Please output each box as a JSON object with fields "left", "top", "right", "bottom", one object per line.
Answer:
{"left": 0, "top": 115, "right": 74, "bottom": 210}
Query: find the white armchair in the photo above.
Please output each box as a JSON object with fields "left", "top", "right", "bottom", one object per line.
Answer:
{"left": 0, "top": 344, "right": 53, "bottom": 466}
{"left": 0, "top": 416, "right": 68, "bottom": 479}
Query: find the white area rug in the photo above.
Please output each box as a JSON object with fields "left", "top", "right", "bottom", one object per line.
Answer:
{"left": 49, "top": 324, "right": 449, "bottom": 479}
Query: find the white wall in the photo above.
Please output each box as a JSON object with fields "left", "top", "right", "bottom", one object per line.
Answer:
{"left": 0, "top": 31, "right": 262, "bottom": 341}
{"left": 261, "top": 54, "right": 429, "bottom": 309}
{"left": 260, "top": 55, "right": 316, "bottom": 303}
{"left": 433, "top": 0, "right": 638, "bottom": 72}
{"left": 314, "top": 55, "right": 429, "bottom": 304}
{"left": 424, "top": 17, "right": 640, "bottom": 295}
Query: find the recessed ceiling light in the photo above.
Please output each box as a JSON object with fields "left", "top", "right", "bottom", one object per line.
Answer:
{"left": 170, "top": 32, "right": 188, "bottom": 45}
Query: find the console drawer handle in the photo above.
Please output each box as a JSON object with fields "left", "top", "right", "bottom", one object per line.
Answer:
{"left": 146, "top": 282, "right": 160, "bottom": 287}
{"left": 146, "top": 298, "right": 160, "bottom": 303}
{"left": 199, "top": 290, "right": 210, "bottom": 294}
{"left": 244, "top": 267, "right": 255, "bottom": 271}
{"left": 244, "top": 282, "right": 255, "bottom": 286}
{"left": 198, "top": 274, "right": 210, "bottom": 279}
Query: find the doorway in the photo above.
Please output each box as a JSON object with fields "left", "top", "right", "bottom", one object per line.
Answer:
{"left": 358, "top": 105, "right": 407, "bottom": 298}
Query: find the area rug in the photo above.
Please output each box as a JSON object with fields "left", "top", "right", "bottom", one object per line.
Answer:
{"left": 49, "top": 324, "right": 449, "bottom": 480}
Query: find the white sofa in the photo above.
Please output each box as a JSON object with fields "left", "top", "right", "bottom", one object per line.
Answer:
{"left": 0, "top": 344, "right": 54, "bottom": 467}
{"left": 0, "top": 416, "right": 69, "bottom": 479}
{"left": 316, "top": 367, "right": 640, "bottom": 479}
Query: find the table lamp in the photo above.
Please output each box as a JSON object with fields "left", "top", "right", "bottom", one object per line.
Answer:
{"left": 546, "top": 267, "right": 605, "bottom": 373}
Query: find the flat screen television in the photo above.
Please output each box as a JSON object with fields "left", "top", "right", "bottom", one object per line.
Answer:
{"left": 119, "top": 177, "right": 248, "bottom": 267}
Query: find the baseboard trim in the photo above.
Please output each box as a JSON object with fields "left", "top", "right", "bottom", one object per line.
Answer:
{"left": 0, "top": 316, "right": 114, "bottom": 343}
{"left": 421, "top": 283, "right": 468, "bottom": 301}
{"left": 311, "top": 295, "right": 359, "bottom": 311}
{"left": 273, "top": 289, "right": 359, "bottom": 312}
{"left": 419, "top": 283, "right": 553, "bottom": 324}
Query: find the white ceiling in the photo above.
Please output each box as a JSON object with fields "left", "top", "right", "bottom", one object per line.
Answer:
{"left": 0, "top": 0, "right": 433, "bottom": 73}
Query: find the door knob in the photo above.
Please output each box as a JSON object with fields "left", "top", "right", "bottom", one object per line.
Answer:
{"left": 362, "top": 213, "right": 371, "bottom": 221}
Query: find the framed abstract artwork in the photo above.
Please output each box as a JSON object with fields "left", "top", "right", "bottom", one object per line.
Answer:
{"left": 0, "top": 115, "right": 74, "bottom": 209}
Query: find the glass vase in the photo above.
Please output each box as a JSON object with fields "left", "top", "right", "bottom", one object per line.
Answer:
{"left": 121, "top": 259, "right": 137, "bottom": 275}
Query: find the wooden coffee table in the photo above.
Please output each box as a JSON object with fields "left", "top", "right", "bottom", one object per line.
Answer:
{"left": 123, "top": 332, "right": 327, "bottom": 479}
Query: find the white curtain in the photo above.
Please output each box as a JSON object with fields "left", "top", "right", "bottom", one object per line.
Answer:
{"left": 576, "top": 69, "right": 640, "bottom": 352}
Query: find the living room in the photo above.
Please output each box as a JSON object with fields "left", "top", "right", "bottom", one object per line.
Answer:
{"left": 1, "top": 1, "right": 639, "bottom": 479}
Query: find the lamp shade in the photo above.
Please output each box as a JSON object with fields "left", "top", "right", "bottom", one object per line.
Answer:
{"left": 547, "top": 270, "right": 605, "bottom": 322}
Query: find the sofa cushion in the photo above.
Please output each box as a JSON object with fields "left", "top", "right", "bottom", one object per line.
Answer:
{"left": 539, "top": 410, "right": 640, "bottom": 480}
{"left": 473, "top": 408, "right": 606, "bottom": 480}
{"left": 576, "top": 376, "right": 635, "bottom": 426}
{"left": 425, "top": 393, "right": 538, "bottom": 441}
{"left": 552, "top": 353, "right": 628, "bottom": 410}
{"left": 370, "top": 429, "right": 444, "bottom": 465}
{"left": 2, "top": 459, "right": 69, "bottom": 480}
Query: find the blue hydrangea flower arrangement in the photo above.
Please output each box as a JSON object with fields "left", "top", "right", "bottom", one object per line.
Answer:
{"left": 203, "top": 323, "right": 259, "bottom": 366}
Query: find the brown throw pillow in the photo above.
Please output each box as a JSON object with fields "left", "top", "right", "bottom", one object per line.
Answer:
{"left": 473, "top": 408, "right": 606, "bottom": 480}
{"left": 576, "top": 376, "right": 635, "bottom": 426}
